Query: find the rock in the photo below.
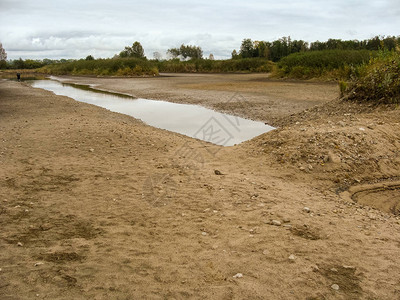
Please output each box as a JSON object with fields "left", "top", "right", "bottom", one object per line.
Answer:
{"left": 282, "top": 218, "right": 290, "bottom": 223}
{"left": 330, "top": 268, "right": 338, "bottom": 272}
{"left": 262, "top": 250, "right": 269, "bottom": 255}
{"left": 272, "top": 220, "right": 281, "bottom": 226}
{"left": 34, "top": 262, "right": 44, "bottom": 267}
{"left": 303, "top": 207, "right": 311, "bottom": 213}
{"left": 328, "top": 152, "right": 341, "bottom": 164}
{"left": 17, "top": 242, "right": 23, "bottom": 247}
{"left": 331, "top": 284, "right": 340, "bottom": 291}
{"left": 343, "top": 265, "right": 356, "bottom": 270}
{"left": 233, "top": 273, "right": 243, "bottom": 278}
{"left": 89, "top": 148, "right": 94, "bottom": 152}
{"left": 214, "top": 170, "right": 223, "bottom": 175}
{"left": 201, "top": 232, "right": 207, "bottom": 236}
{"left": 288, "top": 254, "right": 296, "bottom": 261}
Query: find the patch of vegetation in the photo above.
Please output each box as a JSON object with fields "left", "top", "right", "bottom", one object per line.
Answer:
{"left": 275, "top": 50, "right": 375, "bottom": 79}
{"left": 342, "top": 51, "right": 400, "bottom": 104}
{"left": 157, "top": 57, "right": 274, "bottom": 73}
{"left": 38, "top": 57, "right": 159, "bottom": 76}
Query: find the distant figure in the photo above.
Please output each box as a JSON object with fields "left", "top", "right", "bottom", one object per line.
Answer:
{"left": 16, "top": 73, "right": 21, "bottom": 82}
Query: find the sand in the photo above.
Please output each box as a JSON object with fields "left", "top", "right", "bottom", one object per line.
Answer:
{"left": 1, "top": 73, "right": 400, "bottom": 299}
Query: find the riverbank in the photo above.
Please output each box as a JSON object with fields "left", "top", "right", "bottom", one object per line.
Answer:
{"left": 1, "top": 75, "right": 400, "bottom": 299}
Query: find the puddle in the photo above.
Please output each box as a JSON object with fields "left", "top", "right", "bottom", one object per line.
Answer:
{"left": 30, "top": 79, "right": 274, "bottom": 146}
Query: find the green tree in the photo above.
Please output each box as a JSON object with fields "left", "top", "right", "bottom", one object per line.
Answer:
{"left": 119, "top": 41, "right": 145, "bottom": 58}
{"left": 167, "top": 44, "right": 203, "bottom": 59}
{"left": 167, "top": 47, "right": 180, "bottom": 58}
{"left": 85, "top": 55, "right": 95, "bottom": 60}
{"left": 240, "top": 38, "right": 255, "bottom": 58}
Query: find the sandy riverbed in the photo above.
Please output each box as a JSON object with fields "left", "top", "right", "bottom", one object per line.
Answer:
{"left": 1, "top": 74, "right": 400, "bottom": 299}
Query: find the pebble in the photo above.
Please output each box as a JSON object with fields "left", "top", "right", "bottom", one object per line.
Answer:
{"left": 272, "top": 220, "right": 281, "bottom": 226}
{"left": 262, "top": 250, "right": 269, "bottom": 255}
{"left": 303, "top": 207, "right": 311, "bottom": 213}
{"left": 34, "top": 262, "right": 44, "bottom": 267}
{"left": 89, "top": 148, "right": 94, "bottom": 152}
{"left": 288, "top": 254, "right": 296, "bottom": 261}
{"left": 201, "top": 232, "right": 207, "bottom": 236}
{"left": 233, "top": 273, "right": 243, "bottom": 278}
{"left": 17, "top": 242, "right": 23, "bottom": 247}
{"left": 331, "top": 284, "right": 340, "bottom": 291}
{"left": 343, "top": 265, "right": 356, "bottom": 270}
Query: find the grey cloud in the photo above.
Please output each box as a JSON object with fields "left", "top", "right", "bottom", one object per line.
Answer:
{"left": 0, "top": 0, "right": 399, "bottom": 60}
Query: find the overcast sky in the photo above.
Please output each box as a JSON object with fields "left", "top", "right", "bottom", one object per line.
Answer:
{"left": 0, "top": 0, "right": 399, "bottom": 60}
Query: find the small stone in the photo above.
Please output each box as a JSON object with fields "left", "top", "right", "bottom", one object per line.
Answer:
{"left": 282, "top": 218, "right": 290, "bottom": 223}
{"left": 214, "top": 170, "right": 223, "bottom": 175}
{"left": 34, "top": 262, "right": 44, "bottom": 267}
{"left": 233, "top": 273, "right": 243, "bottom": 278}
{"left": 201, "top": 232, "right": 207, "bottom": 236}
{"left": 17, "top": 242, "right": 23, "bottom": 247}
{"left": 331, "top": 284, "right": 340, "bottom": 291}
{"left": 89, "top": 148, "right": 94, "bottom": 152}
{"left": 272, "top": 220, "right": 281, "bottom": 226}
{"left": 262, "top": 250, "right": 269, "bottom": 255}
{"left": 303, "top": 207, "right": 311, "bottom": 213}
{"left": 359, "top": 127, "right": 365, "bottom": 131}
{"left": 312, "top": 265, "right": 319, "bottom": 272}
{"left": 343, "top": 265, "right": 356, "bottom": 270}
{"left": 288, "top": 254, "right": 296, "bottom": 261}
{"left": 330, "top": 268, "right": 338, "bottom": 272}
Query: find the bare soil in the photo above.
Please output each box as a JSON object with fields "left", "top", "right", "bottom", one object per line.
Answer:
{"left": 1, "top": 73, "right": 400, "bottom": 299}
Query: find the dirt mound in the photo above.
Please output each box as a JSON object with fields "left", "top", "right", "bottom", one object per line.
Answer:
{"left": 242, "top": 99, "right": 400, "bottom": 190}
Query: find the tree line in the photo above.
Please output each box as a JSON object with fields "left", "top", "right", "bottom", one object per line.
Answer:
{"left": 1, "top": 35, "right": 399, "bottom": 70}
{"left": 233, "top": 36, "right": 400, "bottom": 62}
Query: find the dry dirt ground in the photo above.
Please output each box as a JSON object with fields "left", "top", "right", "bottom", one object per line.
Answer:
{"left": 1, "top": 73, "right": 400, "bottom": 299}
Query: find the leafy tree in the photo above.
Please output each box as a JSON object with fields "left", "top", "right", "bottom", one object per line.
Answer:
{"left": 85, "top": 55, "right": 95, "bottom": 60}
{"left": 167, "top": 47, "right": 180, "bottom": 58}
{"left": 231, "top": 49, "right": 239, "bottom": 59}
{"left": 167, "top": 44, "right": 203, "bottom": 59}
{"left": 119, "top": 41, "right": 145, "bottom": 58}
{"left": 240, "top": 39, "right": 255, "bottom": 58}
{"left": 179, "top": 44, "right": 203, "bottom": 59}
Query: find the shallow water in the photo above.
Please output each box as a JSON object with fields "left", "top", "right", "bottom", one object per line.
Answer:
{"left": 31, "top": 79, "right": 274, "bottom": 146}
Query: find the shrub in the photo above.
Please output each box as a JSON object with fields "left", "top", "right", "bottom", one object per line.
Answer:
{"left": 343, "top": 51, "right": 400, "bottom": 104}
{"left": 276, "top": 50, "right": 375, "bottom": 79}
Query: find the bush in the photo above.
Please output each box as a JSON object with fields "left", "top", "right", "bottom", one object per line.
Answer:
{"left": 276, "top": 50, "right": 375, "bottom": 79}
{"left": 343, "top": 51, "right": 400, "bottom": 104}
{"left": 157, "top": 58, "right": 273, "bottom": 73}
{"left": 39, "top": 57, "right": 158, "bottom": 76}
